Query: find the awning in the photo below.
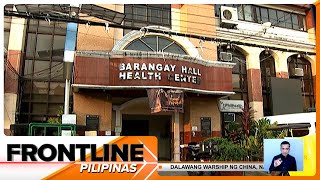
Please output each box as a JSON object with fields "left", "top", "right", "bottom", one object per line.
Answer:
{"left": 72, "top": 84, "right": 235, "bottom": 96}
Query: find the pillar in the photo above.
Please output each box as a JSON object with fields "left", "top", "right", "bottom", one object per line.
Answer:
{"left": 62, "top": 21, "right": 78, "bottom": 136}
{"left": 113, "top": 106, "right": 122, "bottom": 136}
{"left": 173, "top": 112, "right": 181, "bottom": 162}
{"left": 245, "top": 47, "right": 264, "bottom": 120}
{"left": 307, "top": 55, "right": 316, "bottom": 103}
{"left": 4, "top": 9, "right": 27, "bottom": 135}
{"left": 274, "top": 51, "right": 294, "bottom": 78}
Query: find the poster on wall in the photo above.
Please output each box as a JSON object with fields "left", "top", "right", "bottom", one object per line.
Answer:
{"left": 147, "top": 89, "right": 184, "bottom": 113}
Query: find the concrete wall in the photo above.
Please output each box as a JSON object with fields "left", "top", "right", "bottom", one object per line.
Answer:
{"left": 73, "top": 92, "right": 112, "bottom": 133}
{"left": 187, "top": 97, "right": 221, "bottom": 142}
{"left": 77, "top": 5, "right": 121, "bottom": 51}
{"left": 4, "top": 94, "right": 17, "bottom": 135}
{"left": 179, "top": 5, "right": 217, "bottom": 61}
{"left": 77, "top": 4, "right": 218, "bottom": 61}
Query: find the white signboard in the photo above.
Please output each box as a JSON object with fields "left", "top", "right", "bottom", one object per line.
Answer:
{"left": 219, "top": 100, "right": 244, "bottom": 112}
{"left": 61, "top": 130, "right": 72, "bottom": 136}
{"left": 62, "top": 114, "right": 77, "bottom": 124}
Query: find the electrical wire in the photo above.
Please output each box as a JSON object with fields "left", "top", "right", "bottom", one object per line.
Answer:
{"left": 4, "top": 10, "right": 316, "bottom": 55}
{"left": 4, "top": 14, "right": 316, "bottom": 48}
{"left": 235, "top": 4, "right": 310, "bottom": 42}
{"left": 5, "top": 4, "right": 316, "bottom": 44}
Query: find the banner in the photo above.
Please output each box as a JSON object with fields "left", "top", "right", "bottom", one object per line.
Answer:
{"left": 147, "top": 89, "right": 184, "bottom": 113}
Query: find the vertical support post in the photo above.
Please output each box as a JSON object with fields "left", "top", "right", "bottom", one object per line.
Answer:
{"left": 64, "top": 79, "right": 70, "bottom": 115}
{"left": 115, "top": 107, "right": 122, "bottom": 136}
{"left": 173, "top": 112, "right": 181, "bottom": 162}
{"left": 61, "top": 20, "right": 78, "bottom": 136}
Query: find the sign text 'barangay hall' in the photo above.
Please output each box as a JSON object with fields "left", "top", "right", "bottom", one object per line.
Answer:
{"left": 118, "top": 63, "right": 202, "bottom": 84}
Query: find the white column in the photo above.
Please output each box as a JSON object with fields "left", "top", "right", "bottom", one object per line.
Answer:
{"left": 64, "top": 79, "right": 70, "bottom": 115}
{"left": 114, "top": 106, "right": 122, "bottom": 136}
{"left": 173, "top": 112, "right": 181, "bottom": 162}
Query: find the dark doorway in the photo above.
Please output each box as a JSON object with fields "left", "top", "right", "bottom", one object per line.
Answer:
{"left": 121, "top": 114, "right": 172, "bottom": 160}
{"left": 122, "top": 120, "right": 149, "bottom": 136}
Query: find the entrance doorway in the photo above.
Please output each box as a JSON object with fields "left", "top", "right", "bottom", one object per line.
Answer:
{"left": 122, "top": 120, "right": 149, "bottom": 136}
{"left": 121, "top": 114, "right": 172, "bottom": 161}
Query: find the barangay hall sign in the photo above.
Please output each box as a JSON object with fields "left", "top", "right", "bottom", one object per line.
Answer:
{"left": 74, "top": 56, "right": 234, "bottom": 93}
{"left": 118, "top": 62, "right": 201, "bottom": 84}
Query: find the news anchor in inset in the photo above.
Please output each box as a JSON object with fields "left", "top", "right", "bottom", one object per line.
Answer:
{"left": 269, "top": 141, "right": 297, "bottom": 175}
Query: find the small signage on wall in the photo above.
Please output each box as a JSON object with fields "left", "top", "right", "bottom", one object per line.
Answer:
{"left": 105, "top": 131, "right": 112, "bottom": 136}
{"left": 85, "top": 115, "right": 99, "bottom": 131}
{"left": 219, "top": 100, "right": 244, "bottom": 112}
{"left": 200, "top": 117, "right": 211, "bottom": 137}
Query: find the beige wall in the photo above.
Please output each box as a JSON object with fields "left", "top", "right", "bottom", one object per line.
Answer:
{"left": 180, "top": 5, "right": 217, "bottom": 61}
{"left": 307, "top": 55, "right": 316, "bottom": 76}
{"left": 73, "top": 92, "right": 112, "bottom": 131}
{"left": 77, "top": 5, "right": 122, "bottom": 51}
{"left": 8, "top": 17, "right": 26, "bottom": 51}
{"left": 121, "top": 98, "right": 172, "bottom": 116}
{"left": 4, "top": 93, "right": 17, "bottom": 134}
{"left": 189, "top": 97, "right": 221, "bottom": 132}
{"left": 308, "top": 27, "right": 315, "bottom": 44}
{"left": 77, "top": 4, "right": 215, "bottom": 61}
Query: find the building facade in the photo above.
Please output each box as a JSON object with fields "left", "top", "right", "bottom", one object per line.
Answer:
{"left": 4, "top": 4, "right": 316, "bottom": 161}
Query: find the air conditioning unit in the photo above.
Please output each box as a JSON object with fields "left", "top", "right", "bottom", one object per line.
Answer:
{"left": 219, "top": 52, "right": 233, "bottom": 62}
{"left": 290, "top": 67, "right": 304, "bottom": 77}
{"left": 220, "top": 6, "right": 239, "bottom": 28}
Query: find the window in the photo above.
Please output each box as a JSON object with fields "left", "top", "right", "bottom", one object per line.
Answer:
{"left": 243, "top": 5, "right": 253, "bottom": 22}
{"left": 19, "top": 19, "right": 70, "bottom": 123}
{"left": 219, "top": 46, "right": 248, "bottom": 138}
{"left": 260, "top": 7, "right": 269, "bottom": 23}
{"left": 215, "top": 5, "right": 306, "bottom": 31}
{"left": 218, "top": 46, "right": 248, "bottom": 102}
{"left": 268, "top": 9, "right": 277, "bottom": 25}
{"left": 260, "top": 51, "right": 276, "bottom": 116}
{"left": 284, "top": 12, "right": 293, "bottom": 29}
{"left": 124, "top": 35, "right": 187, "bottom": 55}
{"left": 124, "top": 5, "right": 171, "bottom": 35}
{"left": 277, "top": 10, "right": 285, "bottom": 28}
{"left": 287, "top": 55, "right": 315, "bottom": 111}
{"left": 292, "top": 14, "right": 299, "bottom": 30}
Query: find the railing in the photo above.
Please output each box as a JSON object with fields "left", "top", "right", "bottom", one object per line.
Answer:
{"left": 27, "top": 123, "right": 77, "bottom": 136}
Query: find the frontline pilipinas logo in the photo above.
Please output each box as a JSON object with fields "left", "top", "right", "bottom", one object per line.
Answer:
{"left": 119, "top": 62, "right": 202, "bottom": 84}
{"left": 4, "top": 136, "right": 158, "bottom": 180}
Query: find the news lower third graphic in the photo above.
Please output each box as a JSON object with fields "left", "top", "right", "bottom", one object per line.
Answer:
{"left": 1, "top": 136, "right": 159, "bottom": 179}
{"left": 158, "top": 163, "right": 264, "bottom": 171}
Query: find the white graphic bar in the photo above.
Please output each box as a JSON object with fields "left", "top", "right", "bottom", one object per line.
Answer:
{"left": 158, "top": 163, "right": 265, "bottom": 172}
